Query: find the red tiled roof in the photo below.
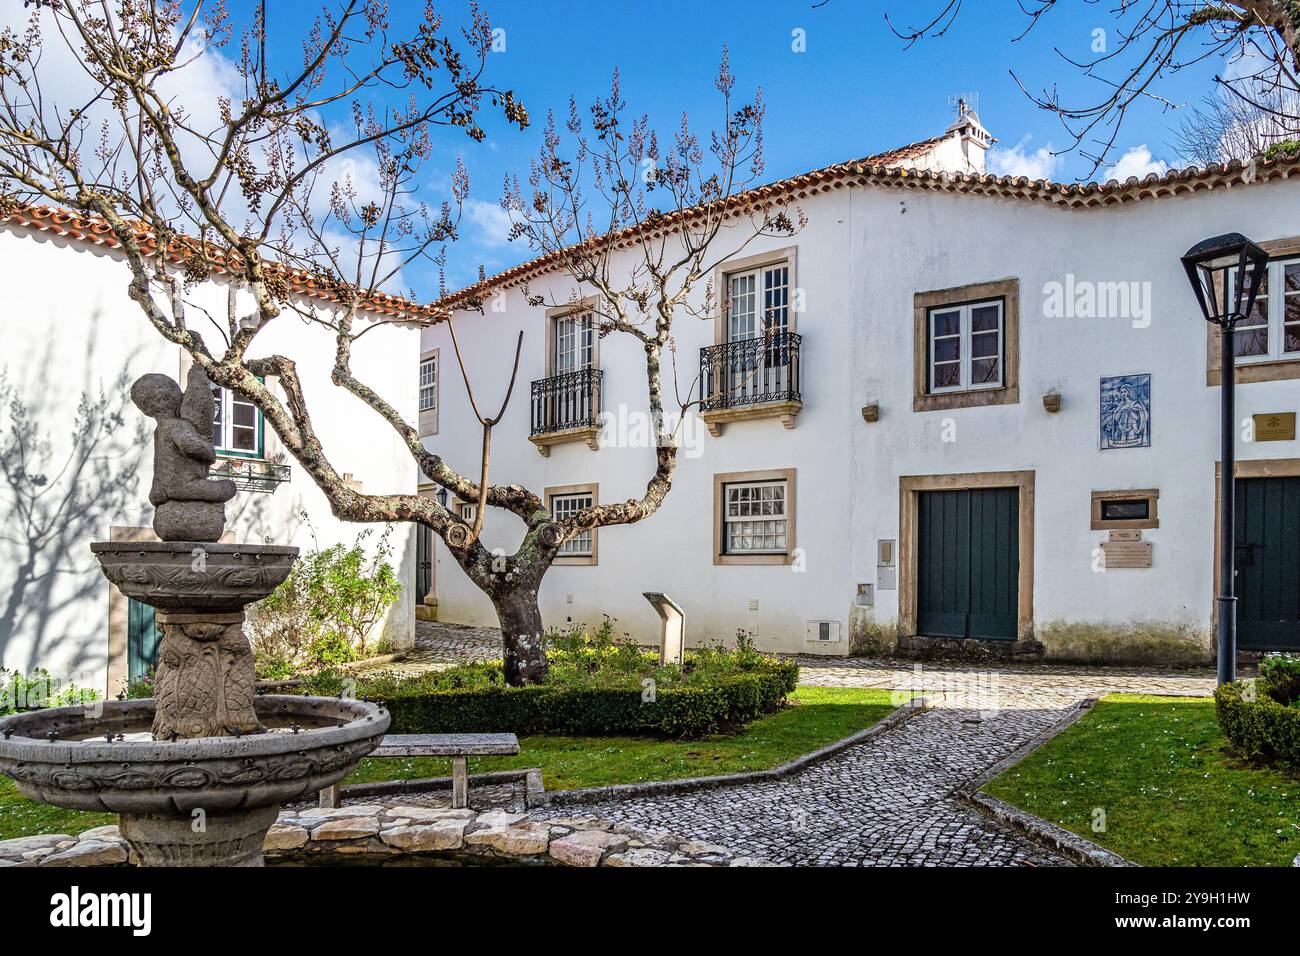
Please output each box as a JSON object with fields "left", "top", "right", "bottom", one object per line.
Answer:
{"left": 432, "top": 148, "right": 1300, "bottom": 312}
{"left": 0, "top": 204, "right": 445, "bottom": 323}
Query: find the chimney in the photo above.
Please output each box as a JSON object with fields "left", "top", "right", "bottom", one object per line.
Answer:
{"left": 946, "top": 99, "right": 995, "bottom": 175}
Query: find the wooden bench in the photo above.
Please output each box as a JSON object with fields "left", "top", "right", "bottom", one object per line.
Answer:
{"left": 318, "top": 733, "right": 520, "bottom": 810}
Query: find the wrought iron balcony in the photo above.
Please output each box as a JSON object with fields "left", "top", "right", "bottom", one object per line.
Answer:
{"left": 210, "top": 457, "right": 291, "bottom": 494}
{"left": 700, "top": 331, "right": 802, "bottom": 414}
{"left": 530, "top": 367, "right": 603, "bottom": 442}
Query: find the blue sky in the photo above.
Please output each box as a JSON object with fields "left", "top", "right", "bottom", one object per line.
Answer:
{"left": 255, "top": 0, "right": 1235, "bottom": 294}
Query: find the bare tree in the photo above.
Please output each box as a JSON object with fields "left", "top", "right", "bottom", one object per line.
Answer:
{"left": 881, "top": 1, "right": 1300, "bottom": 174}
{"left": 0, "top": 3, "right": 797, "bottom": 684}
{"left": 1173, "top": 84, "right": 1300, "bottom": 164}
{"left": 494, "top": 53, "right": 801, "bottom": 536}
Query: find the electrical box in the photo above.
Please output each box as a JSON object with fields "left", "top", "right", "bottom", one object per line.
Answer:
{"left": 807, "top": 621, "right": 842, "bottom": 644}
{"left": 877, "top": 538, "right": 897, "bottom": 591}
{"left": 855, "top": 583, "right": 874, "bottom": 607}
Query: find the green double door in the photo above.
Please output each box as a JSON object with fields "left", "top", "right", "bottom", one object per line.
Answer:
{"left": 127, "top": 598, "right": 163, "bottom": 683}
{"left": 1235, "top": 476, "right": 1300, "bottom": 652}
{"left": 917, "top": 487, "right": 1019, "bottom": 641}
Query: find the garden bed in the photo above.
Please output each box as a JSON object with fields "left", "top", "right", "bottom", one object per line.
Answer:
{"left": 983, "top": 694, "right": 1300, "bottom": 867}
{"left": 302, "top": 629, "right": 800, "bottom": 739}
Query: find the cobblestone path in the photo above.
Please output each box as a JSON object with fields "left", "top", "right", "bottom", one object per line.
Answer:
{"left": 395, "top": 622, "right": 1216, "bottom": 865}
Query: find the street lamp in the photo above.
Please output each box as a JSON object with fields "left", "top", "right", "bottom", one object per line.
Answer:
{"left": 435, "top": 486, "right": 450, "bottom": 509}
{"left": 1181, "top": 233, "right": 1270, "bottom": 685}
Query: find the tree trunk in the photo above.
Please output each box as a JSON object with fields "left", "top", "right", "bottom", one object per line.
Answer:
{"left": 492, "top": 587, "right": 548, "bottom": 686}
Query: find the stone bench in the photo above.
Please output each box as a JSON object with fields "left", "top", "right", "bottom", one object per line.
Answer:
{"left": 318, "top": 733, "right": 520, "bottom": 810}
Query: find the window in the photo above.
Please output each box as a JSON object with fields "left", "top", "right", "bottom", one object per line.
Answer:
{"left": 726, "top": 264, "right": 789, "bottom": 342}
{"left": 457, "top": 501, "right": 478, "bottom": 523}
{"left": 210, "top": 383, "right": 262, "bottom": 457}
{"left": 1091, "top": 489, "right": 1159, "bottom": 530}
{"left": 913, "top": 279, "right": 1019, "bottom": 412}
{"left": 550, "top": 492, "right": 593, "bottom": 556}
{"left": 928, "top": 299, "right": 1003, "bottom": 393}
{"left": 419, "top": 355, "right": 438, "bottom": 411}
{"left": 713, "top": 468, "right": 797, "bottom": 565}
{"left": 554, "top": 312, "right": 595, "bottom": 373}
{"left": 546, "top": 484, "right": 598, "bottom": 564}
{"left": 1228, "top": 257, "right": 1300, "bottom": 363}
{"left": 418, "top": 348, "right": 439, "bottom": 437}
{"left": 723, "top": 480, "right": 788, "bottom": 554}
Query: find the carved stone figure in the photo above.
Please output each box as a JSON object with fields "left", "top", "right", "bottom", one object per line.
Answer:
{"left": 151, "top": 613, "right": 262, "bottom": 739}
{"left": 131, "top": 367, "right": 237, "bottom": 542}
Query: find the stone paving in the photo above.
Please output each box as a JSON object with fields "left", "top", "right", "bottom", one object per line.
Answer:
{"left": 403, "top": 622, "right": 1218, "bottom": 866}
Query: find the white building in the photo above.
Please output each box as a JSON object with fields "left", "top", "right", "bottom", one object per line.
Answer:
{"left": 0, "top": 207, "right": 420, "bottom": 695}
{"left": 419, "top": 110, "right": 1300, "bottom": 666}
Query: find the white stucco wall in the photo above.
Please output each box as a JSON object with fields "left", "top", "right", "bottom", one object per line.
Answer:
{"left": 421, "top": 173, "right": 1300, "bottom": 662}
{"left": 0, "top": 225, "right": 420, "bottom": 693}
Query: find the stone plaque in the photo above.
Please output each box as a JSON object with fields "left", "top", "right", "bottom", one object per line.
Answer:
{"left": 1253, "top": 412, "right": 1296, "bottom": 442}
{"left": 1101, "top": 540, "right": 1152, "bottom": 569}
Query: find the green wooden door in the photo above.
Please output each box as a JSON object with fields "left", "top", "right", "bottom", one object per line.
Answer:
{"left": 1235, "top": 476, "right": 1300, "bottom": 651}
{"left": 917, "top": 487, "right": 1018, "bottom": 641}
{"left": 127, "top": 598, "right": 163, "bottom": 683}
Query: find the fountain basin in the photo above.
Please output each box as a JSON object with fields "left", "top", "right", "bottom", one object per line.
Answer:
{"left": 0, "top": 695, "right": 390, "bottom": 865}
{"left": 0, "top": 695, "right": 388, "bottom": 813}
{"left": 90, "top": 541, "right": 299, "bottom": 612}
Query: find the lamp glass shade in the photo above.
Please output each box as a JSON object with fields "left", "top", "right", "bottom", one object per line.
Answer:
{"left": 1180, "top": 232, "right": 1269, "bottom": 326}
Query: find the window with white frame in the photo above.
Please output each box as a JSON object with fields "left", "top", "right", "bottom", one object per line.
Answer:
{"left": 927, "top": 299, "right": 1004, "bottom": 393}
{"left": 1229, "top": 257, "right": 1300, "bottom": 362}
{"left": 726, "top": 264, "right": 789, "bottom": 342}
{"left": 554, "top": 312, "right": 595, "bottom": 373}
{"left": 457, "top": 501, "right": 478, "bottom": 523}
{"left": 419, "top": 354, "right": 438, "bottom": 411}
{"left": 550, "top": 491, "right": 594, "bottom": 556}
{"left": 723, "top": 480, "right": 788, "bottom": 554}
{"left": 210, "top": 383, "right": 262, "bottom": 457}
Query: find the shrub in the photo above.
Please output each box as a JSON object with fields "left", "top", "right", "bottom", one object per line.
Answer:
{"left": 248, "top": 523, "right": 403, "bottom": 677}
{"left": 1214, "top": 671, "right": 1300, "bottom": 766}
{"left": 1259, "top": 656, "right": 1300, "bottom": 706}
{"left": 1263, "top": 139, "right": 1300, "bottom": 160}
{"left": 301, "top": 626, "right": 800, "bottom": 738}
{"left": 0, "top": 668, "right": 99, "bottom": 715}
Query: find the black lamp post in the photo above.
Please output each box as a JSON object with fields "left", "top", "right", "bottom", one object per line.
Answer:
{"left": 436, "top": 486, "right": 450, "bottom": 509}
{"left": 1181, "top": 233, "right": 1270, "bottom": 685}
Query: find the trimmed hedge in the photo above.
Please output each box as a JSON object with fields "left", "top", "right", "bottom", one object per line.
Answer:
{"left": 1214, "top": 678, "right": 1300, "bottom": 766}
{"left": 366, "top": 662, "right": 799, "bottom": 739}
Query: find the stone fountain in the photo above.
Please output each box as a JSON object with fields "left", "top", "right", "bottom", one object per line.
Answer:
{"left": 0, "top": 368, "right": 390, "bottom": 866}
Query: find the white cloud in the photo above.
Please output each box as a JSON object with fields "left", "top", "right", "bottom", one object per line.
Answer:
{"left": 1104, "top": 145, "right": 1169, "bottom": 183}
{"left": 464, "top": 198, "right": 516, "bottom": 248}
{"left": 987, "top": 136, "right": 1064, "bottom": 181}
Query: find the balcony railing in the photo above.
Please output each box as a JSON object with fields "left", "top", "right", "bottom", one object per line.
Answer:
{"left": 531, "top": 367, "right": 603, "bottom": 436}
{"left": 209, "top": 457, "right": 291, "bottom": 494}
{"left": 700, "top": 332, "right": 802, "bottom": 412}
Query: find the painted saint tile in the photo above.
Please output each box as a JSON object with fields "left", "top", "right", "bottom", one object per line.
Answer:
{"left": 1100, "top": 373, "right": 1151, "bottom": 450}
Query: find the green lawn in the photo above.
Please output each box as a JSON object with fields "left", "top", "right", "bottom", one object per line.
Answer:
{"left": 984, "top": 694, "right": 1300, "bottom": 867}
{"left": 0, "top": 686, "right": 897, "bottom": 841}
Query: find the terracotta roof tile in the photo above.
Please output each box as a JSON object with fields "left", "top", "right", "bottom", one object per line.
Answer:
{"left": 1, "top": 204, "right": 445, "bottom": 323}
{"left": 432, "top": 150, "right": 1300, "bottom": 312}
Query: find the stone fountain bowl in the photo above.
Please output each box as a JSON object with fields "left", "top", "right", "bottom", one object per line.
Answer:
{"left": 89, "top": 541, "right": 299, "bottom": 613}
{"left": 0, "top": 695, "right": 389, "bottom": 815}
